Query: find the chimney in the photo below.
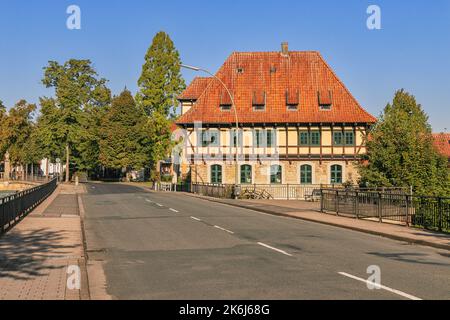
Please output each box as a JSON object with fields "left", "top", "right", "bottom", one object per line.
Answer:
{"left": 281, "top": 42, "right": 289, "bottom": 56}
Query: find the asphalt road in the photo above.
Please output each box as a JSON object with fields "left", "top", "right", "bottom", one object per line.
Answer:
{"left": 82, "top": 183, "right": 450, "bottom": 300}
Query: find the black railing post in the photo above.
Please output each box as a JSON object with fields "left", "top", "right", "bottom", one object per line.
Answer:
{"left": 378, "top": 192, "right": 382, "bottom": 223}
{"left": 336, "top": 190, "right": 339, "bottom": 216}
{"left": 355, "top": 191, "right": 359, "bottom": 219}
{"left": 320, "top": 189, "right": 324, "bottom": 212}
{"left": 438, "top": 197, "right": 443, "bottom": 232}
{"left": 405, "top": 194, "right": 410, "bottom": 227}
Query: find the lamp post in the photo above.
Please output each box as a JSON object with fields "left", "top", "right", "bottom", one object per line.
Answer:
{"left": 181, "top": 64, "right": 240, "bottom": 197}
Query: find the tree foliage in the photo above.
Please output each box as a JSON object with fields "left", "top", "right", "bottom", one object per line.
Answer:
{"left": 99, "top": 89, "right": 147, "bottom": 170}
{"left": 41, "top": 59, "right": 111, "bottom": 176}
{"left": 136, "top": 31, "right": 185, "bottom": 117}
{"left": 359, "top": 89, "right": 450, "bottom": 196}
{"left": 136, "top": 31, "right": 185, "bottom": 177}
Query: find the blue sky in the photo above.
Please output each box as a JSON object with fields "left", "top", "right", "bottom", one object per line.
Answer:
{"left": 1, "top": 0, "right": 449, "bottom": 131}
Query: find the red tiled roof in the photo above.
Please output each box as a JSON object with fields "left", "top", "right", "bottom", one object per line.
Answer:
{"left": 177, "top": 51, "right": 376, "bottom": 125}
{"left": 177, "top": 77, "right": 212, "bottom": 101}
{"left": 432, "top": 133, "right": 450, "bottom": 158}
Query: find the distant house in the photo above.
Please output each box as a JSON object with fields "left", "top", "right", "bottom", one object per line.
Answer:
{"left": 175, "top": 43, "right": 376, "bottom": 186}
{"left": 433, "top": 133, "right": 450, "bottom": 167}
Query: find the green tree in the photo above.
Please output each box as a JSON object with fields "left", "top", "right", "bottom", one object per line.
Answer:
{"left": 136, "top": 32, "right": 185, "bottom": 179}
{"left": 359, "top": 89, "right": 450, "bottom": 196}
{"left": 136, "top": 31, "right": 185, "bottom": 117}
{"left": 41, "top": 59, "right": 111, "bottom": 181}
{"left": 3, "top": 100, "right": 37, "bottom": 171}
{"left": 99, "top": 89, "right": 147, "bottom": 178}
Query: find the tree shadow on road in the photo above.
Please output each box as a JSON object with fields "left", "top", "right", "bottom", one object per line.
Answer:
{"left": 0, "top": 228, "right": 78, "bottom": 281}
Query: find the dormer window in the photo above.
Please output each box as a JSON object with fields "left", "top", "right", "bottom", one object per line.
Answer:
{"left": 286, "top": 89, "right": 300, "bottom": 111}
{"left": 220, "top": 90, "right": 232, "bottom": 111}
{"left": 252, "top": 90, "right": 266, "bottom": 111}
{"left": 318, "top": 90, "right": 332, "bottom": 110}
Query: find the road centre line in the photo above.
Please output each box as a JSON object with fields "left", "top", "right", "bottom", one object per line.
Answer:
{"left": 213, "top": 225, "right": 234, "bottom": 234}
{"left": 155, "top": 203, "right": 163, "bottom": 207}
{"left": 257, "top": 242, "right": 293, "bottom": 257}
{"left": 338, "top": 272, "right": 422, "bottom": 300}
{"left": 190, "top": 216, "right": 202, "bottom": 221}
{"left": 169, "top": 208, "right": 179, "bottom": 213}
{"left": 145, "top": 199, "right": 152, "bottom": 203}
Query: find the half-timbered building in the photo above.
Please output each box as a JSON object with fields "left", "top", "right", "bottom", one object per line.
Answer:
{"left": 175, "top": 44, "right": 376, "bottom": 186}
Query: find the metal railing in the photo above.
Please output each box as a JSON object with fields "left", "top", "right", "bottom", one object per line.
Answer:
{"left": 320, "top": 189, "right": 450, "bottom": 233}
{"left": 0, "top": 178, "right": 57, "bottom": 234}
{"left": 190, "top": 183, "right": 339, "bottom": 200}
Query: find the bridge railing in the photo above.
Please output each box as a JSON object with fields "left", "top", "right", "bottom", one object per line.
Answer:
{"left": 0, "top": 178, "right": 57, "bottom": 234}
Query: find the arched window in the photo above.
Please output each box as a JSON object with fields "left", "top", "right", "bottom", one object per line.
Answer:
{"left": 330, "top": 165, "right": 343, "bottom": 184}
{"left": 270, "top": 165, "right": 282, "bottom": 184}
{"left": 211, "top": 165, "right": 222, "bottom": 184}
{"left": 300, "top": 165, "right": 312, "bottom": 184}
{"left": 240, "top": 165, "right": 252, "bottom": 184}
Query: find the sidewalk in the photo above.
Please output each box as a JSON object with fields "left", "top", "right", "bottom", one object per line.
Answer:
{"left": 183, "top": 193, "right": 450, "bottom": 251}
{"left": 0, "top": 183, "right": 89, "bottom": 300}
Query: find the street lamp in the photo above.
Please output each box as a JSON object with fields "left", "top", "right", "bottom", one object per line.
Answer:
{"left": 181, "top": 64, "right": 240, "bottom": 197}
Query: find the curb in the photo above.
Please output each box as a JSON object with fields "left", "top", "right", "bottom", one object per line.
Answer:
{"left": 77, "top": 195, "right": 91, "bottom": 300}
{"left": 184, "top": 193, "right": 450, "bottom": 252}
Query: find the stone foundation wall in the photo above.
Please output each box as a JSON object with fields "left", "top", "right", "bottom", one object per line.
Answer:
{"left": 187, "top": 160, "right": 360, "bottom": 185}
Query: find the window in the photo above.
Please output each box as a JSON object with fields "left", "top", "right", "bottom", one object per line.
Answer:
{"left": 330, "top": 165, "right": 343, "bottom": 184}
{"left": 254, "top": 130, "right": 263, "bottom": 147}
{"left": 287, "top": 105, "right": 298, "bottom": 111}
{"left": 300, "top": 165, "right": 312, "bottom": 184}
{"left": 253, "top": 105, "right": 265, "bottom": 111}
{"left": 298, "top": 131, "right": 321, "bottom": 146}
{"left": 299, "top": 132, "right": 309, "bottom": 146}
{"left": 333, "top": 132, "right": 343, "bottom": 146}
{"left": 270, "top": 165, "right": 282, "bottom": 184}
{"left": 240, "top": 165, "right": 252, "bottom": 184}
{"left": 267, "top": 130, "right": 275, "bottom": 147}
{"left": 310, "top": 132, "right": 320, "bottom": 146}
{"left": 220, "top": 105, "right": 232, "bottom": 111}
{"left": 198, "top": 130, "right": 219, "bottom": 147}
{"left": 333, "top": 131, "right": 355, "bottom": 146}
{"left": 253, "top": 129, "right": 276, "bottom": 148}
{"left": 230, "top": 130, "right": 243, "bottom": 147}
{"left": 345, "top": 131, "right": 355, "bottom": 146}
{"left": 211, "top": 165, "right": 222, "bottom": 184}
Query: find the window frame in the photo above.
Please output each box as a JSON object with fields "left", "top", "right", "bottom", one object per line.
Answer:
{"left": 210, "top": 164, "right": 222, "bottom": 184}
{"left": 300, "top": 164, "right": 313, "bottom": 184}
{"left": 298, "top": 131, "right": 321, "bottom": 146}
{"left": 330, "top": 164, "right": 343, "bottom": 184}
{"left": 230, "top": 130, "right": 243, "bottom": 148}
{"left": 345, "top": 131, "right": 355, "bottom": 146}
{"left": 333, "top": 132, "right": 344, "bottom": 146}
{"left": 270, "top": 165, "right": 282, "bottom": 184}
{"left": 240, "top": 164, "right": 252, "bottom": 184}
{"left": 198, "top": 130, "right": 220, "bottom": 147}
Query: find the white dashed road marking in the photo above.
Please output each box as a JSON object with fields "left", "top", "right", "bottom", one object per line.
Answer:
{"left": 156, "top": 203, "right": 163, "bottom": 207}
{"left": 145, "top": 199, "right": 152, "bottom": 203}
{"left": 190, "top": 216, "right": 201, "bottom": 221}
{"left": 338, "top": 272, "right": 422, "bottom": 300}
{"left": 169, "top": 208, "right": 179, "bottom": 213}
{"left": 257, "top": 242, "right": 292, "bottom": 257}
{"left": 214, "top": 225, "right": 234, "bottom": 234}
